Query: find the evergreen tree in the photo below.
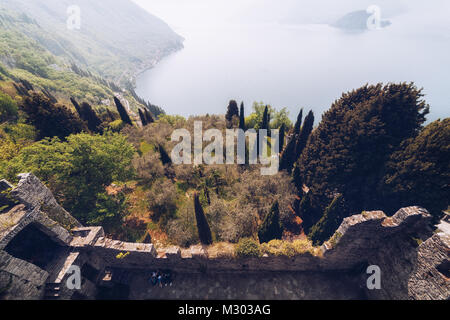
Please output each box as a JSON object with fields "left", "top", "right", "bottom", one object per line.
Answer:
{"left": 239, "top": 102, "right": 246, "bottom": 131}
{"left": 298, "top": 83, "right": 429, "bottom": 218}
{"left": 80, "top": 102, "right": 102, "bottom": 133}
{"left": 113, "top": 97, "right": 132, "bottom": 126}
{"left": 261, "top": 105, "right": 269, "bottom": 130}
{"left": 293, "top": 108, "right": 304, "bottom": 135}
{"left": 258, "top": 201, "right": 283, "bottom": 243}
{"left": 294, "top": 110, "right": 314, "bottom": 161}
{"left": 225, "top": 100, "right": 239, "bottom": 128}
{"left": 70, "top": 97, "right": 82, "bottom": 116}
{"left": 298, "top": 191, "right": 321, "bottom": 234}
{"left": 22, "top": 93, "right": 86, "bottom": 140}
{"left": 381, "top": 118, "right": 450, "bottom": 221}
{"left": 139, "top": 109, "right": 147, "bottom": 126}
{"left": 158, "top": 144, "right": 172, "bottom": 165}
{"left": 279, "top": 109, "right": 303, "bottom": 173}
{"left": 194, "top": 192, "right": 213, "bottom": 245}
{"left": 144, "top": 109, "right": 155, "bottom": 124}
{"left": 308, "top": 194, "right": 348, "bottom": 246}
{"left": 279, "top": 123, "right": 286, "bottom": 153}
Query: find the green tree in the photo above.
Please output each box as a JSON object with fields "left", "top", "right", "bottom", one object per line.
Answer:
{"left": 271, "top": 107, "right": 293, "bottom": 130}
{"left": 239, "top": 102, "right": 246, "bottom": 131}
{"left": 139, "top": 109, "right": 148, "bottom": 126}
{"left": 21, "top": 93, "right": 86, "bottom": 140}
{"left": 258, "top": 201, "right": 283, "bottom": 243}
{"left": 279, "top": 109, "right": 303, "bottom": 173}
{"left": 381, "top": 119, "right": 449, "bottom": 221}
{"left": 114, "top": 97, "right": 133, "bottom": 126}
{"left": 6, "top": 132, "right": 135, "bottom": 225}
{"left": 294, "top": 110, "right": 315, "bottom": 163}
{"left": 225, "top": 100, "right": 239, "bottom": 128}
{"left": 194, "top": 192, "right": 213, "bottom": 245}
{"left": 298, "top": 83, "right": 429, "bottom": 220}
{"left": 0, "top": 92, "right": 18, "bottom": 123}
{"left": 308, "top": 194, "right": 347, "bottom": 245}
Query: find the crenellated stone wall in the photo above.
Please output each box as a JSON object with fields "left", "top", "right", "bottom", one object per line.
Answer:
{"left": 0, "top": 173, "right": 449, "bottom": 300}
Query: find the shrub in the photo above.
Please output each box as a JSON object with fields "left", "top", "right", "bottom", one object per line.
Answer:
{"left": 0, "top": 92, "right": 18, "bottom": 123}
{"left": 258, "top": 201, "right": 283, "bottom": 243}
{"left": 236, "top": 238, "right": 261, "bottom": 258}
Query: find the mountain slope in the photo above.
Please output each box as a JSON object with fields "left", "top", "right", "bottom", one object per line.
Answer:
{"left": 0, "top": 0, "right": 184, "bottom": 83}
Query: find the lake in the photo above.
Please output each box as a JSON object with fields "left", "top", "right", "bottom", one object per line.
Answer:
{"left": 136, "top": 21, "right": 450, "bottom": 121}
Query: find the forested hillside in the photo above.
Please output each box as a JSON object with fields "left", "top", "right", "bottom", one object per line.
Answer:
{"left": 0, "top": 0, "right": 184, "bottom": 83}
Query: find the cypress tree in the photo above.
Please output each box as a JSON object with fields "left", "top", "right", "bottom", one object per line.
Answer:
{"left": 298, "top": 191, "right": 321, "bottom": 234}
{"left": 294, "top": 110, "right": 315, "bottom": 161}
{"left": 139, "top": 109, "right": 147, "bottom": 126}
{"left": 70, "top": 97, "right": 82, "bottom": 117}
{"left": 293, "top": 108, "right": 304, "bottom": 135}
{"left": 225, "top": 100, "right": 239, "bottom": 128}
{"left": 194, "top": 192, "right": 213, "bottom": 245}
{"left": 279, "top": 123, "right": 286, "bottom": 153}
{"left": 308, "top": 194, "right": 347, "bottom": 246}
{"left": 239, "top": 102, "right": 246, "bottom": 131}
{"left": 144, "top": 109, "right": 155, "bottom": 124}
{"left": 158, "top": 144, "right": 172, "bottom": 165}
{"left": 258, "top": 201, "right": 283, "bottom": 244}
{"left": 279, "top": 109, "right": 304, "bottom": 173}
{"left": 261, "top": 106, "right": 269, "bottom": 130}
{"left": 113, "top": 97, "right": 132, "bottom": 126}
{"left": 80, "top": 102, "right": 102, "bottom": 133}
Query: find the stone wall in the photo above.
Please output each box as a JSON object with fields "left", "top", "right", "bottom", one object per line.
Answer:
{"left": 0, "top": 173, "right": 449, "bottom": 300}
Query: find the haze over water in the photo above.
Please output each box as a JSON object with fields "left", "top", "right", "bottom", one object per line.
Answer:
{"left": 134, "top": 0, "right": 450, "bottom": 121}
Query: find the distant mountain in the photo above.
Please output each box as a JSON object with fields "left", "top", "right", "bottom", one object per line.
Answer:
{"left": 0, "top": 0, "right": 184, "bottom": 83}
{"left": 331, "top": 10, "right": 391, "bottom": 31}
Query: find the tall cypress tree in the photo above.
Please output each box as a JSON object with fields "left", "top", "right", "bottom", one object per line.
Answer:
{"left": 80, "top": 102, "right": 102, "bottom": 133}
{"left": 144, "top": 109, "right": 155, "bottom": 124}
{"left": 225, "top": 100, "right": 239, "bottom": 128}
{"left": 70, "top": 97, "right": 82, "bottom": 117}
{"left": 239, "top": 102, "right": 246, "bottom": 131}
{"left": 308, "top": 194, "right": 347, "bottom": 246}
{"left": 158, "top": 144, "right": 172, "bottom": 165}
{"left": 139, "top": 109, "right": 147, "bottom": 126}
{"left": 279, "top": 123, "right": 286, "bottom": 153}
{"left": 194, "top": 192, "right": 213, "bottom": 245}
{"left": 279, "top": 109, "right": 304, "bottom": 173}
{"left": 261, "top": 106, "right": 269, "bottom": 130}
{"left": 294, "top": 110, "right": 315, "bottom": 161}
{"left": 113, "top": 97, "right": 132, "bottom": 126}
{"left": 258, "top": 201, "right": 283, "bottom": 244}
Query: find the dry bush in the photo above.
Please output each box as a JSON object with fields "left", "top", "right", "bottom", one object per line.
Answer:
{"left": 167, "top": 203, "right": 199, "bottom": 248}
{"left": 207, "top": 197, "right": 258, "bottom": 243}
{"left": 147, "top": 179, "right": 178, "bottom": 225}
{"left": 232, "top": 170, "right": 296, "bottom": 227}
{"left": 132, "top": 152, "right": 165, "bottom": 183}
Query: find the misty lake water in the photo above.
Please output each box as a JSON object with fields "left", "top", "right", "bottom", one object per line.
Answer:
{"left": 136, "top": 23, "right": 450, "bottom": 121}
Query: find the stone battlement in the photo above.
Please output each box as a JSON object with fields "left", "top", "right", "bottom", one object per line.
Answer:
{"left": 0, "top": 173, "right": 449, "bottom": 300}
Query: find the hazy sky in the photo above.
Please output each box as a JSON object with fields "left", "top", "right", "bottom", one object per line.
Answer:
{"left": 132, "top": 0, "right": 450, "bottom": 30}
